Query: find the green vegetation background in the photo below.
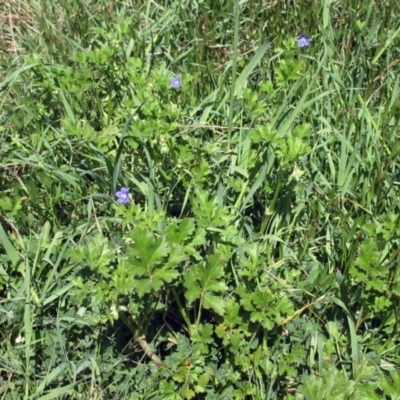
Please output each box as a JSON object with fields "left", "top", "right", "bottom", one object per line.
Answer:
{"left": 1, "top": 0, "right": 400, "bottom": 399}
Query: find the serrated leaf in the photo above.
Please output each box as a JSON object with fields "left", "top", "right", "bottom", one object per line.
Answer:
{"left": 173, "top": 365, "right": 188, "bottom": 383}
{"left": 366, "top": 278, "right": 386, "bottom": 293}
{"left": 164, "top": 246, "right": 186, "bottom": 269}
{"left": 252, "top": 289, "right": 274, "bottom": 308}
{"left": 202, "top": 293, "right": 226, "bottom": 315}
{"left": 128, "top": 229, "right": 170, "bottom": 273}
{"left": 153, "top": 265, "right": 179, "bottom": 283}
{"left": 196, "top": 254, "right": 227, "bottom": 290}
{"left": 193, "top": 323, "right": 214, "bottom": 344}
{"left": 166, "top": 218, "right": 196, "bottom": 244}
{"left": 180, "top": 387, "right": 195, "bottom": 400}
{"left": 190, "top": 228, "right": 206, "bottom": 246}
{"left": 135, "top": 279, "right": 153, "bottom": 297}
{"left": 223, "top": 300, "right": 242, "bottom": 327}
{"left": 354, "top": 239, "right": 379, "bottom": 271}
{"left": 184, "top": 228, "right": 206, "bottom": 259}
{"left": 184, "top": 253, "right": 227, "bottom": 315}
{"left": 194, "top": 385, "right": 206, "bottom": 394}
{"left": 184, "top": 269, "right": 201, "bottom": 302}
{"left": 240, "top": 296, "right": 255, "bottom": 312}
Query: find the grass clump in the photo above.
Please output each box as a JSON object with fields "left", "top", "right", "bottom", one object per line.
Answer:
{"left": 1, "top": 0, "right": 400, "bottom": 398}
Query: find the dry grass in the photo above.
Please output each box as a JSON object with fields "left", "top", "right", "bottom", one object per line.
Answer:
{"left": 0, "top": 0, "right": 36, "bottom": 53}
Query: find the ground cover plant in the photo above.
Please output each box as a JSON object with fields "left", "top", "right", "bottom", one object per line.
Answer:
{"left": 1, "top": 0, "right": 400, "bottom": 398}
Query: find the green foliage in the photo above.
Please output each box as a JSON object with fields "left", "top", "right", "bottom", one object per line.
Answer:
{"left": 2, "top": 0, "right": 400, "bottom": 398}
{"left": 298, "top": 365, "right": 381, "bottom": 400}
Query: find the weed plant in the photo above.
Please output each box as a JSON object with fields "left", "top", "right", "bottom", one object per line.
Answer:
{"left": 1, "top": 0, "right": 400, "bottom": 399}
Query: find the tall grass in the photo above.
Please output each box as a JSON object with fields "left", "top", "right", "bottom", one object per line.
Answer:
{"left": 1, "top": 0, "right": 400, "bottom": 398}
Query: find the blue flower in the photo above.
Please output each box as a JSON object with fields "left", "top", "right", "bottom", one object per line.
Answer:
{"left": 116, "top": 187, "right": 129, "bottom": 204}
{"left": 297, "top": 34, "right": 310, "bottom": 48}
{"left": 170, "top": 76, "right": 182, "bottom": 89}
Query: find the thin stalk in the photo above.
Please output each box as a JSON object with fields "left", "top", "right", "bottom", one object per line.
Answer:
{"left": 227, "top": 0, "right": 240, "bottom": 151}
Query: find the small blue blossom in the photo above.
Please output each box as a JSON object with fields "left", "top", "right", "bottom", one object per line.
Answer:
{"left": 170, "top": 76, "right": 182, "bottom": 89}
{"left": 297, "top": 34, "right": 310, "bottom": 48}
{"left": 116, "top": 187, "right": 129, "bottom": 204}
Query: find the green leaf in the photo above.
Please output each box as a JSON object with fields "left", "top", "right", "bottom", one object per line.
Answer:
{"left": 0, "top": 221, "right": 22, "bottom": 268}
{"left": 184, "top": 228, "right": 207, "bottom": 259}
{"left": 202, "top": 293, "right": 226, "bottom": 315}
{"left": 184, "top": 269, "right": 201, "bottom": 303}
{"left": 128, "top": 229, "right": 170, "bottom": 272}
{"left": 165, "top": 218, "right": 196, "bottom": 244}
{"left": 184, "top": 252, "right": 228, "bottom": 315}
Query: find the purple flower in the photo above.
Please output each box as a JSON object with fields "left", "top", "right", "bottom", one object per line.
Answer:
{"left": 297, "top": 34, "right": 310, "bottom": 48}
{"left": 170, "top": 76, "right": 182, "bottom": 89}
{"left": 116, "top": 187, "right": 129, "bottom": 204}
